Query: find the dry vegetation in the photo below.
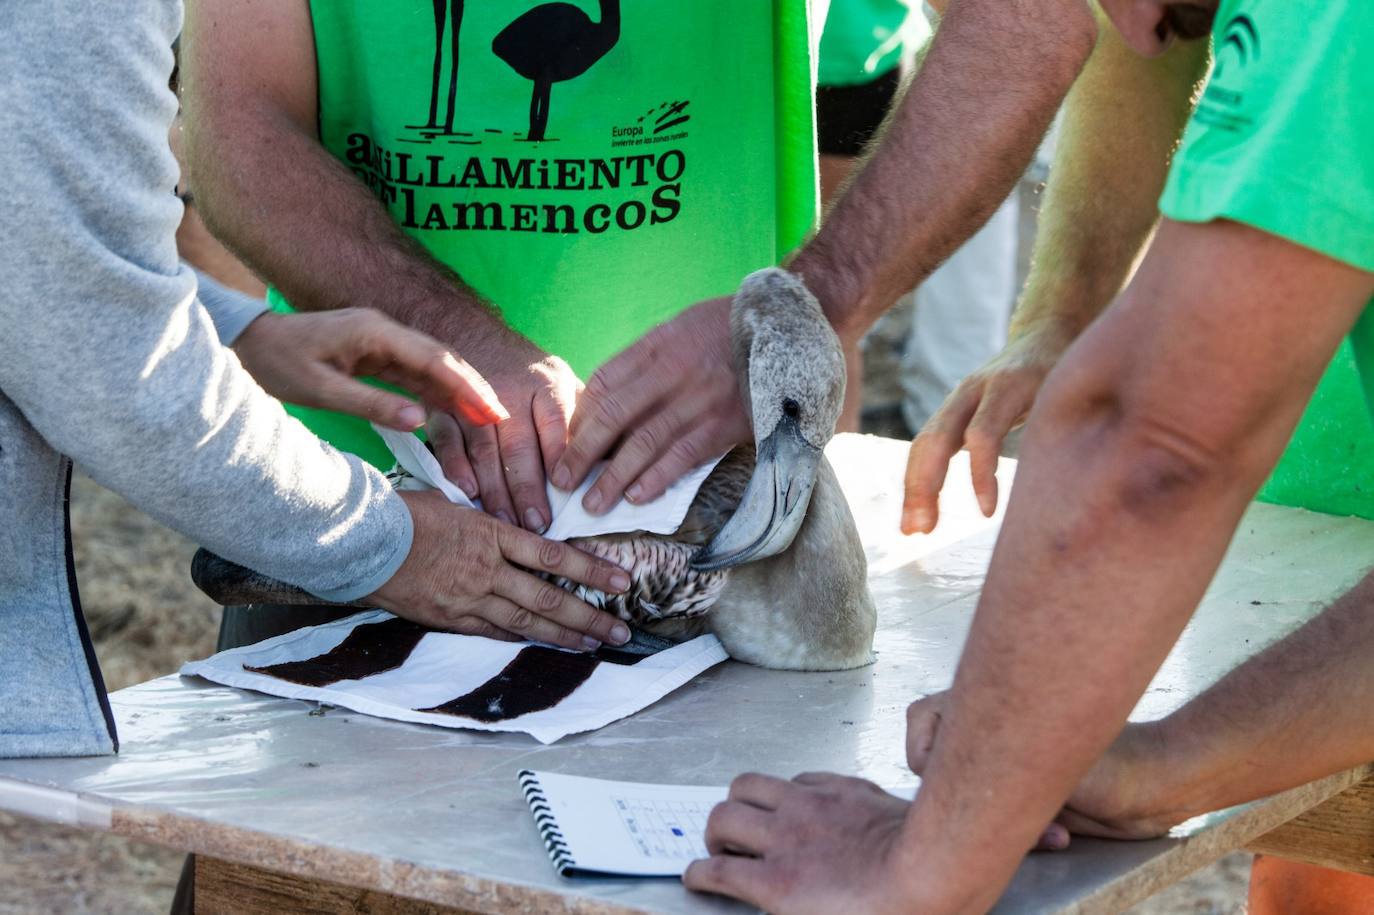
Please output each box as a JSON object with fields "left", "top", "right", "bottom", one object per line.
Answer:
{"left": 0, "top": 473, "right": 1248, "bottom": 913}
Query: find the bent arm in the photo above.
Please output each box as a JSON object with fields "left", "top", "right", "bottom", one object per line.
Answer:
{"left": 180, "top": 0, "right": 509, "bottom": 353}
{"left": 0, "top": 3, "right": 410, "bottom": 603}
{"left": 1051, "top": 566, "right": 1374, "bottom": 840}
{"left": 1013, "top": 15, "right": 1207, "bottom": 344}
{"left": 899, "top": 20, "right": 1208, "bottom": 530}
{"left": 792, "top": 0, "right": 1099, "bottom": 341}
{"left": 182, "top": 0, "right": 576, "bottom": 534}
{"left": 893, "top": 220, "right": 1374, "bottom": 911}
{"left": 550, "top": 0, "right": 1103, "bottom": 508}
{"left": 1147, "top": 569, "right": 1374, "bottom": 820}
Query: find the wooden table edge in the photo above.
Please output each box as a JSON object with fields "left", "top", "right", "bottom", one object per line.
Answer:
{"left": 4, "top": 763, "right": 1370, "bottom": 913}
{"left": 3, "top": 764, "right": 1369, "bottom": 913}
{"left": 1059, "top": 763, "right": 1374, "bottom": 914}
{"left": 108, "top": 803, "right": 662, "bottom": 915}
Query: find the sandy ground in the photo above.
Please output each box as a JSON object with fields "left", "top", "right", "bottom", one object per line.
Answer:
{"left": 0, "top": 473, "right": 1250, "bottom": 914}
{"left": 0, "top": 473, "right": 217, "bottom": 915}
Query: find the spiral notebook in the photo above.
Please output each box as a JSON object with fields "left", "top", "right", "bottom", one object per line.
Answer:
{"left": 518, "top": 770, "right": 729, "bottom": 877}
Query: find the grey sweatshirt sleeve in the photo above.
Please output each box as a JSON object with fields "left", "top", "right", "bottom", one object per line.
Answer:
{"left": 0, "top": 0, "right": 411, "bottom": 603}
{"left": 192, "top": 267, "right": 270, "bottom": 346}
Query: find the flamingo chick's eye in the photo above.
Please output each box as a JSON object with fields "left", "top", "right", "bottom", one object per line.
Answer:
{"left": 782, "top": 398, "right": 801, "bottom": 419}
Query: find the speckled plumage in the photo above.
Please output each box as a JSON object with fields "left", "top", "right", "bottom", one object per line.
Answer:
{"left": 548, "top": 447, "right": 752, "bottom": 624}
{"left": 554, "top": 536, "right": 725, "bottom": 622}
{"left": 394, "top": 451, "right": 747, "bottom": 625}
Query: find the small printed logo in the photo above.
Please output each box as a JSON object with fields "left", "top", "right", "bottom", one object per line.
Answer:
{"left": 1216, "top": 13, "right": 1260, "bottom": 75}
{"left": 612, "top": 99, "right": 692, "bottom": 148}
{"left": 645, "top": 100, "right": 691, "bottom": 135}
{"left": 1191, "top": 12, "right": 1261, "bottom": 133}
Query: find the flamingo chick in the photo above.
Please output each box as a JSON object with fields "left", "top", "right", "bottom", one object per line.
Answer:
{"left": 554, "top": 269, "right": 877, "bottom": 671}
{"left": 190, "top": 271, "right": 875, "bottom": 671}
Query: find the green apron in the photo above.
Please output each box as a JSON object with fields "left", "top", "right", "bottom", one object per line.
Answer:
{"left": 277, "top": 0, "right": 820, "bottom": 468}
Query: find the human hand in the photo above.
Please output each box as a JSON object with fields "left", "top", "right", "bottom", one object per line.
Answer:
{"left": 551, "top": 297, "right": 751, "bottom": 515}
{"left": 905, "top": 693, "right": 1181, "bottom": 851}
{"left": 901, "top": 322, "right": 1075, "bottom": 534}
{"left": 1049, "top": 722, "right": 1187, "bottom": 841}
{"left": 369, "top": 490, "right": 633, "bottom": 650}
{"left": 426, "top": 338, "right": 581, "bottom": 533}
{"left": 683, "top": 772, "right": 923, "bottom": 915}
{"left": 233, "top": 308, "right": 506, "bottom": 431}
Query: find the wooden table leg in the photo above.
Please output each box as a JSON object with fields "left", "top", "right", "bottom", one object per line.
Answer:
{"left": 1246, "top": 774, "right": 1374, "bottom": 876}
{"left": 194, "top": 856, "right": 481, "bottom": 915}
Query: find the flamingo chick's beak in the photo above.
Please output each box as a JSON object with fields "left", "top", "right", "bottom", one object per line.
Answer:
{"left": 691, "top": 414, "right": 822, "bottom": 572}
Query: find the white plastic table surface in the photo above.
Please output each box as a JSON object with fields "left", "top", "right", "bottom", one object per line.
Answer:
{"left": 3, "top": 434, "right": 1373, "bottom": 914}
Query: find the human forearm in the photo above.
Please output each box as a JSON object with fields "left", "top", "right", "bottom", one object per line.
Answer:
{"left": 1012, "top": 16, "right": 1207, "bottom": 342}
{"left": 1144, "top": 571, "right": 1374, "bottom": 818}
{"left": 791, "top": 0, "right": 1098, "bottom": 344}
{"left": 682, "top": 225, "right": 1371, "bottom": 915}
{"left": 896, "top": 399, "right": 1264, "bottom": 909}
{"left": 1046, "top": 569, "right": 1374, "bottom": 841}
{"left": 175, "top": 201, "right": 268, "bottom": 299}
{"left": 899, "top": 25, "right": 1207, "bottom": 532}
{"left": 0, "top": 0, "right": 411, "bottom": 603}
{"left": 2, "top": 277, "right": 412, "bottom": 603}
{"left": 185, "top": 101, "right": 505, "bottom": 351}
{"left": 543, "top": 0, "right": 1096, "bottom": 512}
{"left": 180, "top": 0, "right": 510, "bottom": 354}
{"left": 894, "top": 221, "right": 1374, "bottom": 909}
{"left": 183, "top": 0, "right": 579, "bottom": 533}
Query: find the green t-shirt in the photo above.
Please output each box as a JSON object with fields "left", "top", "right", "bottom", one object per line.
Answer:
{"left": 817, "top": 0, "right": 929, "bottom": 87}
{"left": 1159, "top": 0, "right": 1374, "bottom": 518}
{"left": 278, "top": 1, "right": 820, "bottom": 468}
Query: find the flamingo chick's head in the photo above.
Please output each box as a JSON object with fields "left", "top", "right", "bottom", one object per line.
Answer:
{"left": 692, "top": 268, "right": 846, "bottom": 571}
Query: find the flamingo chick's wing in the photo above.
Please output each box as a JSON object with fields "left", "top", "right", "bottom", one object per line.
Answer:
{"left": 541, "top": 448, "right": 752, "bottom": 633}
{"left": 550, "top": 536, "right": 727, "bottom": 624}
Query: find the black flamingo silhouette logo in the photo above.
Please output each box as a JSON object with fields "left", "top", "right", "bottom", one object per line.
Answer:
{"left": 410, "top": 0, "right": 471, "bottom": 139}
{"left": 492, "top": 0, "right": 622, "bottom": 142}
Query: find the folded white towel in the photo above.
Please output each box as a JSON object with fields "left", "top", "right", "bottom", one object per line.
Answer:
{"left": 372, "top": 424, "right": 725, "bottom": 540}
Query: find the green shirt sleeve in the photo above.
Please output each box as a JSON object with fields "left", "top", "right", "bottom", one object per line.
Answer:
{"left": 1160, "top": 1, "right": 1374, "bottom": 272}
{"left": 1161, "top": 1, "right": 1374, "bottom": 519}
